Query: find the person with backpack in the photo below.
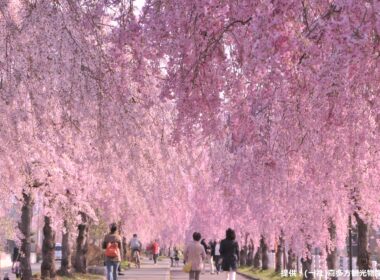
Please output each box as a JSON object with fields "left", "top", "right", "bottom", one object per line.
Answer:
{"left": 220, "top": 228, "right": 239, "bottom": 280}
{"left": 102, "top": 223, "right": 123, "bottom": 280}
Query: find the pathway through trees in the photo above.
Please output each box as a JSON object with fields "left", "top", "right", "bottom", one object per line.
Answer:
{"left": 119, "top": 258, "right": 250, "bottom": 280}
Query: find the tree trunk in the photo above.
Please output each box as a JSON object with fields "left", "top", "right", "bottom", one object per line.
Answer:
{"left": 41, "top": 216, "right": 56, "bottom": 279}
{"left": 74, "top": 216, "right": 88, "bottom": 273}
{"left": 261, "top": 236, "right": 269, "bottom": 270}
{"left": 326, "top": 219, "right": 337, "bottom": 280}
{"left": 354, "top": 212, "right": 373, "bottom": 280}
{"left": 253, "top": 246, "right": 261, "bottom": 269}
{"left": 275, "top": 236, "right": 284, "bottom": 273}
{"left": 57, "top": 220, "right": 72, "bottom": 276}
{"left": 301, "top": 245, "right": 313, "bottom": 280}
{"left": 287, "top": 249, "right": 296, "bottom": 270}
{"left": 122, "top": 236, "right": 127, "bottom": 261}
{"left": 240, "top": 245, "right": 248, "bottom": 266}
{"left": 240, "top": 232, "right": 249, "bottom": 266}
{"left": 19, "top": 191, "right": 34, "bottom": 280}
{"left": 247, "top": 240, "right": 254, "bottom": 266}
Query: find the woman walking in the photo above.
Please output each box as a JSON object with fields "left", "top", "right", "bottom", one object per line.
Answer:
{"left": 184, "top": 232, "right": 206, "bottom": 280}
{"left": 102, "top": 223, "right": 123, "bottom": 280}
{"left": 220, "top": 228, "right": 239, "bottom": 280}
{"left": 214, "top": 240, "right": 221, "bottom": 274}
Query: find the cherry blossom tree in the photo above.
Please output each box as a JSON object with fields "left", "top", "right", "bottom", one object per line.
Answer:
{"left": 1, "top": 1, "right": 380, "bottom": 280}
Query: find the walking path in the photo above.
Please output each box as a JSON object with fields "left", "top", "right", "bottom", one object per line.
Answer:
{"left": 118, "top": 258, "right": 170, "bottom": 280}
{"left": 0, "top": 258, "right": 251, "bottom": 279}
{"left": 170, "top": 265, "right": 251, "bottom": 280}
{"left": 121, "top": 257, "right": 250, "bottom": 280}
{"left": 0, "top": 262, "right": 42, "bottom": 280}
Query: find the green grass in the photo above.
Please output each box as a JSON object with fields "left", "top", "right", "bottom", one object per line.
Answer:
{"left": 32, "top": 273, "right": 103, "bottom": 280}
{"left": 120, "top": 260, "right": 131, "bottom": 270}
{"left": 238, "top": 267, "right": 302, "bottom": 280}
{"left": 58, "top": 273, "right": 103, "bottom": 280}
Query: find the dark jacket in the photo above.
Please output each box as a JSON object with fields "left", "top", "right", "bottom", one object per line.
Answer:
{"left": 210, "top": 241, "right": 216, "bottom": 257}
{"left": 220, "top": 239, "right": 239, "bottom": 271}
{"left": 201, "top": 240, "right": 210, "bottom": 254}
{"left": 12, "top": 247, "right": 20, "bottom": 262}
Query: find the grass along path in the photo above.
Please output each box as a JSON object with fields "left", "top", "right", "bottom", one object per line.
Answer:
{"left": 30, "top": 273, "right": 103, "bottom": 280}
{"left": 237, "top": 267, "right": 302, "bottom": 280}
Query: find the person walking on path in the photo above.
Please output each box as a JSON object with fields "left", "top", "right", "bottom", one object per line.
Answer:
{"left": 174, "top": 247, "right": 181, "bottom": 266}
{"left": 11, "top": 247, "right": 20, "bottom": 269}
{"left": 200, "top": 239, "right": 211, "bottom": 274}
{"left": 102, "top": 223, "right": 123, "bottom": 280}
{"left": 11, "top": 246, "right": 21, "bottom": 278}
{"left": 170, "top": 246, "right": 179, "bottom": 267}
{"left": 209, "top": 240, "right": 216, "bottom": 274}
{"left": 170, "top": 246, "right": 176, "bottom": 267}
{"left": 184, "top": 232, "right": 206, "bottom": 280}
{"left": 213, "top": 240, "right": 221, "bottom": 274}
{"left": 152, "top": 239, "right": 160, "bottom": 264}
{"left": 220, "top": 228, "right": 239, "bottom": 280}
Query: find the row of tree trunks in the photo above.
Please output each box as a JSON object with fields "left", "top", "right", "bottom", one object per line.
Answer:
{"left": 19, "top": 204, "right": 371, "bottom": 280}
{"left": 19, "top": 191, "right": 88, "bottom": 279}
{"left": 254, "top": 215, "right": 372, "bottom": 280}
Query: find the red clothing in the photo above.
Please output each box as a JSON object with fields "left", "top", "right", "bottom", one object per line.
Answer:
{"left": 152, "top": 242, "right": 160, "bottom": 254}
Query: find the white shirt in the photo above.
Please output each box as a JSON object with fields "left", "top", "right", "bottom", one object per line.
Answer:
{"left": 215, "top": 243, "right": 220, "bottom": 256}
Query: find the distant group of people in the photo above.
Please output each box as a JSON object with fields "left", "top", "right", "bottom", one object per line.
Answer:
{"left": 199, "top": 238, "right": 221, "bottom": 274}
{"left": 184, "top": 228, "right": 239, "bottom": 280}
{"left": 7, "top": 224, "right": 237, "bottom": 280}
{"left": 169, "top": 246, "right": 181, "bottom": 267}
{"left": 102, "top": 224, "right": 239, "bottom": 280}
{"left": 147, "top": 239, "right": 160, "bottom": 264}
